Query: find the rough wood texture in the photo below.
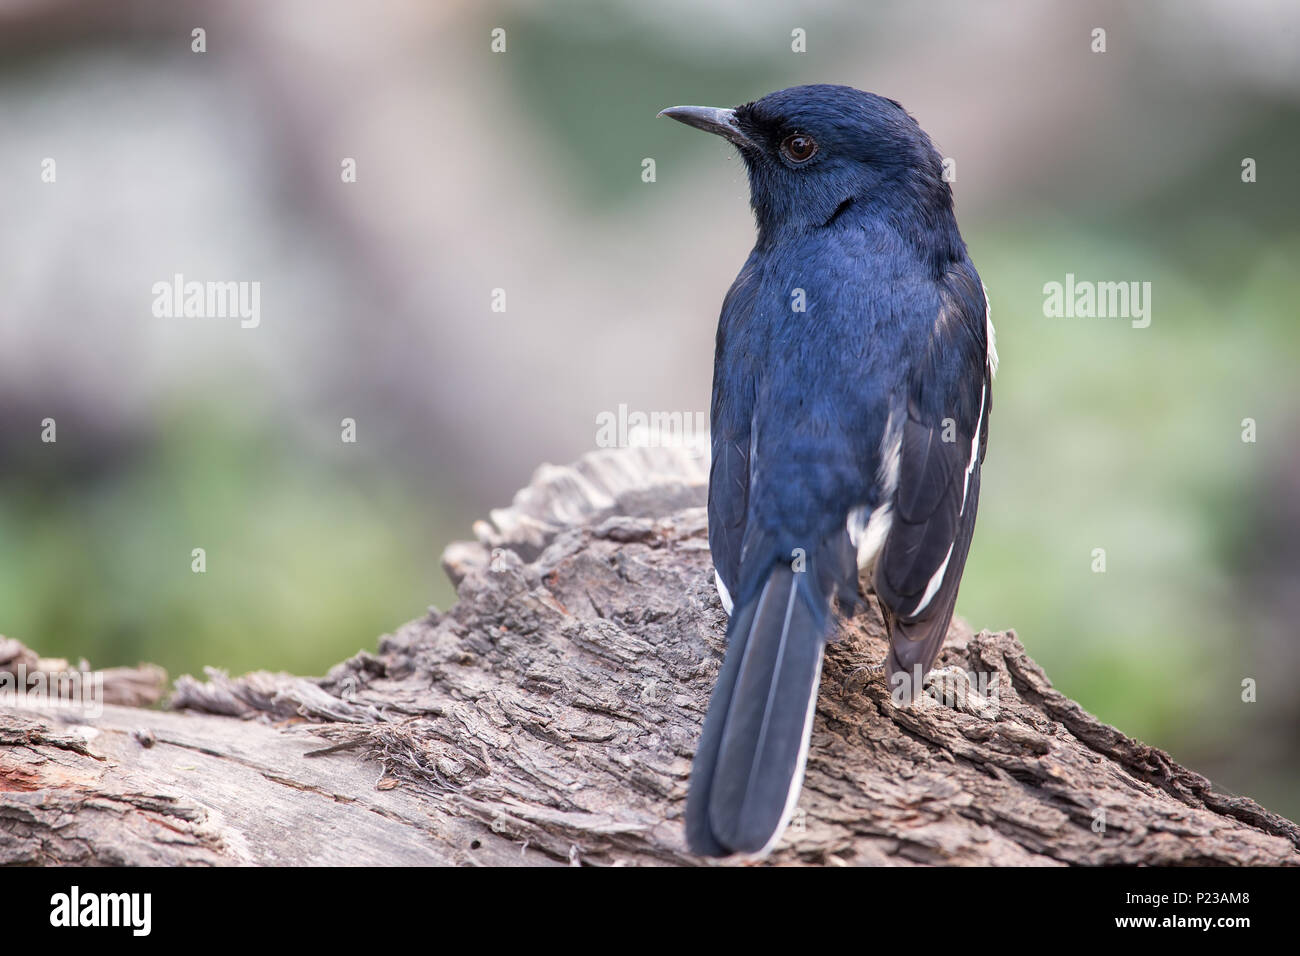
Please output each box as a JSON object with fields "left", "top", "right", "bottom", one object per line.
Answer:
{"left": 2, "top": 445, "right": 1297, "bottom": 866}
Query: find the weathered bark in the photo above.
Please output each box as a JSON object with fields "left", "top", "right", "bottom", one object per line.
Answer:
{"left": 2, "top": 445, "right": 1297, "bottom": 866}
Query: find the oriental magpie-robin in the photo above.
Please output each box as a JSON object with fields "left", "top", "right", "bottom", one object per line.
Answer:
{"left": 660, "top": 85, "right": 996, "bottom": 857}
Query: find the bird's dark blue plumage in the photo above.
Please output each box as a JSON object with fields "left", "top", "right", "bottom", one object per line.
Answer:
{"left": 662, "top": 85, "right": 995, "bottom": 857}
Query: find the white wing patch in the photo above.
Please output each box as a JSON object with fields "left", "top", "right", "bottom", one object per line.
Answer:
{"left": 958, "top": 384, "right": 986, "bottom": 517}
{"left": 848, "top": 504, "right": 892, "bottom": 572}
{"left": 983, "top": 282, "right": 999, "bottom": 378}
{"left": 715, "top": 570, "right": 734, "bottom": 615}
{"left": 846, "top": 418, "right": 902, "bottom": 572}
{"left": 911, "top": 541, "right": 955, "bottom": 617}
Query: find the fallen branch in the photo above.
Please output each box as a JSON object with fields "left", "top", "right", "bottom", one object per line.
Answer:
{"left": 1, "top": 446, "right": 1295, "bottom": 866}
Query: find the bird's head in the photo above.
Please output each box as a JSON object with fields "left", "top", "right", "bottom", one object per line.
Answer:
{"left": 661, "top": 85, "right": 956, "bottom": 247}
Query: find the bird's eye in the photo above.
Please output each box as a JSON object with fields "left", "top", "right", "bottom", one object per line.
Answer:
{"left": 780, "top": 133, "right": 817, "bottom": 163}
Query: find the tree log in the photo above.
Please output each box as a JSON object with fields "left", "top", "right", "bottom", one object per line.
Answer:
{"left": 2, "top": 445, "right": 1297, "bottom": 866}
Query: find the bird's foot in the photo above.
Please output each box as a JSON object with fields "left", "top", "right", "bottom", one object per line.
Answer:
{"left": 922, "top": 665, "right": 1000, "bottom": 718}
{"left": 839, "top": 660, "right": 884, "bottom": 697}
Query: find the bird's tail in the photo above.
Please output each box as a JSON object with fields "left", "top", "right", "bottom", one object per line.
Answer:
{"left": 686, "top": 559, "right": 834, "bottom": 857}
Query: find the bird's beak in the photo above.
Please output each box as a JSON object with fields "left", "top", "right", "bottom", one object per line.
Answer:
{"left": 658, "top": 105, "right": 754, "bottom": 148}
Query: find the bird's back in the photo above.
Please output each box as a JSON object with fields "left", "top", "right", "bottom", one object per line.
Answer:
{"left": 721, "top": 217, "right": 945, "bottom": 571}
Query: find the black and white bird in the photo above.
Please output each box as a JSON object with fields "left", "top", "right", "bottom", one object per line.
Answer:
{"left": 660, "top": 85, "right": 996, "bottom": 857}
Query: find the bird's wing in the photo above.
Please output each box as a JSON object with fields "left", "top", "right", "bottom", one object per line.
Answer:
{"left": 873, "top": 262, "right": 993, "bottom": 696}
{"left": 708, "top": 256, "right": 762, "bottom": 613}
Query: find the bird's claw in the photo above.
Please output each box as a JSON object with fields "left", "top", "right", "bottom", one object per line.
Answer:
{"left": 839, "top": 660, "right": 885, "bottom": 697}
{"left": 921, "top": 665, "right": 1000, "bottom": 718}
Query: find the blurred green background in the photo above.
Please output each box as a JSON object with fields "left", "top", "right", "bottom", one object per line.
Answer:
{"left": 1, "top": 0, "right": 1297, "bottom": 819}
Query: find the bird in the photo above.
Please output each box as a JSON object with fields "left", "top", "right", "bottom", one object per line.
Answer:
{"left": 659, "top": 85, "right": 996, "bottom": 857}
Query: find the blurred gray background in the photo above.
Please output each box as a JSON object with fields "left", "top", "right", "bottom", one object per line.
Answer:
{"left": 1, "top": 0, "right": 1297, "bottom": 818}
